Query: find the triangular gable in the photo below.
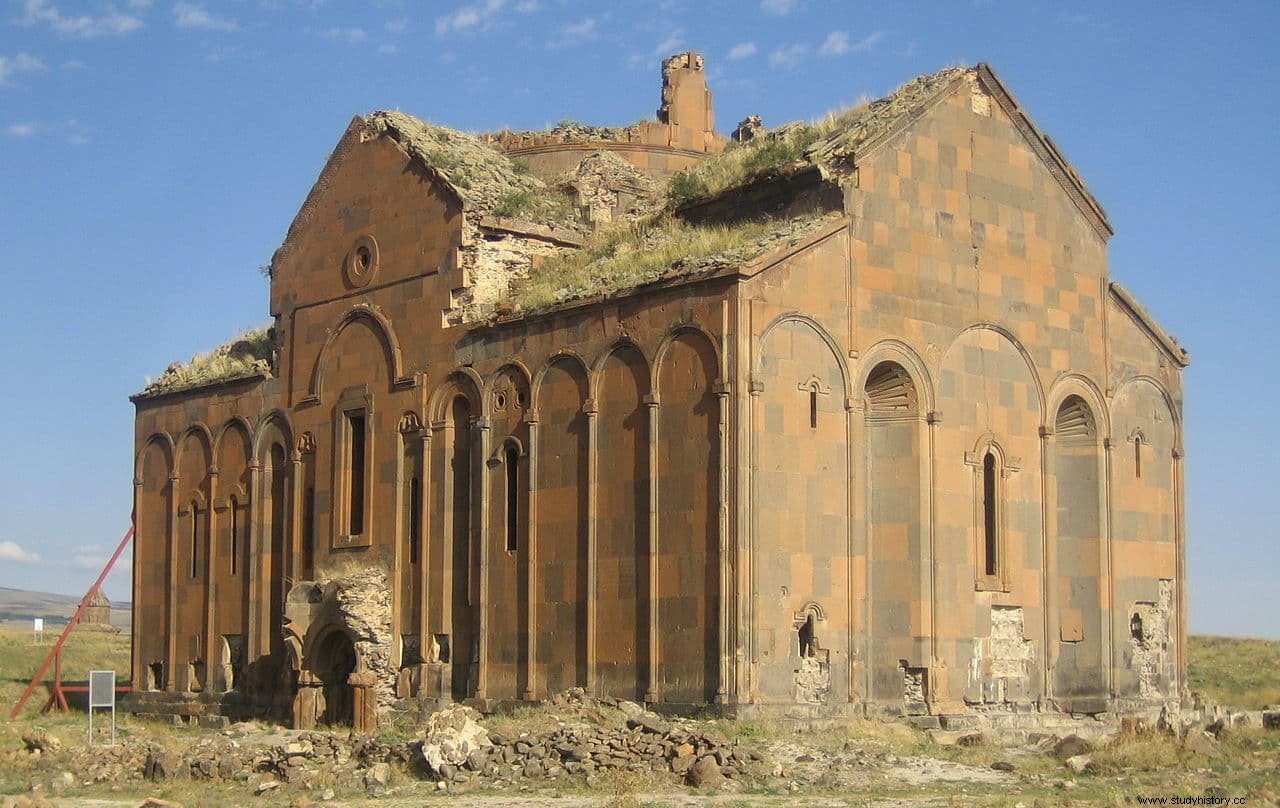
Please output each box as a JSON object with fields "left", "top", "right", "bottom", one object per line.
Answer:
{"left": 973, "top": 64, "right": 1113, "bottom": 241}
{"left": 1110, "top": 282, "right": 1191, "bottom": 367}
{"left": 268, "top": 116, "right": 366, "bottom": 274}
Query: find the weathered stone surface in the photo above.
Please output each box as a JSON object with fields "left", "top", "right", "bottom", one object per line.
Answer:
{"left": 20, "top": 729, "right": 61, "bottom": 755}
{"left": 420, "top": 705, "right": 492, "bottom": 776}
{"left": 1053, "top": 736, "right": 1093, "bottom": 760}
{"left": 687, "top": 755, "right": 725, "bottom": 788}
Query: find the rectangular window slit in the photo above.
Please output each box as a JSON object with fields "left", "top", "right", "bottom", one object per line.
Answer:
{"left": 347, "top": 412, "right": 366, "bottom": 535}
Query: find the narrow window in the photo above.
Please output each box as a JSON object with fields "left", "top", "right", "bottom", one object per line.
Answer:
{"left": 1134, "top": 436, "right": 1143, "bottom": 479}
{"left": 347, "top": 412, "right": 366, "bottom": 535}
{"left": 809, "top": 388, "right": 818, "bottom": 429}
{"left": 190, "top": 506, "right": 200, "bottom": 579}
{"left": 505, "top": 446, "right": 519, "bottom": 552}
{"left": 982, "top": 452, "right": 998, "bottom": 577}
{"left": 409, "top": 477, "right": 421, "bottom": 564}
{"left": 229, "top": 498, "right": 239, "bottom": 576}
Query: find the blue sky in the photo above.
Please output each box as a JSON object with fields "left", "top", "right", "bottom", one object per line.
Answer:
{"left": 0, "top": 1, "right": 1276, "bottom": 638}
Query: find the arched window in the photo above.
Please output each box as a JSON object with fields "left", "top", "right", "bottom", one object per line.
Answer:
{"left": 505, "top": 446, "right": 519, "bottom": 552}
{"left": 1134, "top": 434, "right": 1143, "bottom": 479}
{"left": 346, "top": 411, "right": 366, "bottom": 536}
{"left": 982, "top": 452, "right": 998, "bottom": 577}
{"left": 409, "top": 477, "right": 422, "bottom": 564}
{"left": 809, "top": 387, "right": 818, "bottom": 429}
{"left": 229, "top": 496, "right": 239, "bottom": 576}
{"left": 190, "top": 503, "right": 201, "bottom": 579}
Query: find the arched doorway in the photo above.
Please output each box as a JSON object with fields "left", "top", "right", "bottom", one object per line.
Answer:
{"left": 312, "top": 629, "right": 357, "bottom": 726}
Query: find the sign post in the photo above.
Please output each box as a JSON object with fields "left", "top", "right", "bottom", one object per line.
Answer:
{"left": 33, "top": 618, "right": 43, "bottom": 645}
{"left": 88, "top": 670, "right": 116, "bottom": 746}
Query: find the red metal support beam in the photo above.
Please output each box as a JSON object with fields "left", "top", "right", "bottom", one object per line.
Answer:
{"left": 8, "top": 524, "right": 134, "bottom": 720}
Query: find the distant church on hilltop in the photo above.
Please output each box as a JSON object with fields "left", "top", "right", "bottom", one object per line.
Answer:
{"left": 126, "top": 52, "right": 1189, "bottom": 730}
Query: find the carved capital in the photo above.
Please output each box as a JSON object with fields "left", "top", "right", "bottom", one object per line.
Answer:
{"left": 398, "top": 411, "right": 423, "bottom": 434}
{"left": 297, "top": 432, "right": 316, "bottom": 455}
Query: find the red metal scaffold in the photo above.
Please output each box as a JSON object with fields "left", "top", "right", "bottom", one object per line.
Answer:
{"left": 8, "top": 524, "right": 134, "bottom": 719}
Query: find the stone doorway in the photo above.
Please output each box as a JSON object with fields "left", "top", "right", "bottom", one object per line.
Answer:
{"left": 312, "top": 629, "right": 357, "bottom": 727}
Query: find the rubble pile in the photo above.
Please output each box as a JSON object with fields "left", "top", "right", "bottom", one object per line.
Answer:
{"left": 419, "top": 697, "right": 761, "bottom": 788}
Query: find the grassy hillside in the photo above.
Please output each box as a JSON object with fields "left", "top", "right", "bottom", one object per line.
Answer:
{"left": 1188, "top": 634, "right": 1280, "bottom": 709}
{"left": 0, "top": 586, "right": 130, "bottom": 630}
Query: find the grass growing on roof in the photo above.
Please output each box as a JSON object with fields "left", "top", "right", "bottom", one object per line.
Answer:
{"left": 666, "top": 103, "right": 870, "bottom": 208}
{"left": 506, "top": 215, "right": 800, "bottom": 312}
{"left": 143, "top": 326, "right": 272, "bottom": 395}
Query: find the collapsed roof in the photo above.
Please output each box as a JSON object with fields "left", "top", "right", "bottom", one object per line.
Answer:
{"left": 144, "top": 63, "right": 1116, "bottom": 393}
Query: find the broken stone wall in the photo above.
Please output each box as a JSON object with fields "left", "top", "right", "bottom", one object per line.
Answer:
{"left": 446, "top": 224, "right": 566, "bottom": 325}
{"left": 968, "top": 606, "right": 1034, "bottom": 709}
{"left": 1129, "top": 579, "right": 1174, "bottom": 700}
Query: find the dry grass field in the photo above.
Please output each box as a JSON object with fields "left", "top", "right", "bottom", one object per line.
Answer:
{"left": 0, "top": 629, "right": 1277, "bottom": 807}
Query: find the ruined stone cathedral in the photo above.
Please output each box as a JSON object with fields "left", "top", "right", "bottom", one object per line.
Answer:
{"left": 126, "top": 54, "right": 1189, "bottom": 729}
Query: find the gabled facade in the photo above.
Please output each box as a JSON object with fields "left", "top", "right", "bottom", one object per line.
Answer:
{"left": 127, "top": 55, "right": 1189, "bottom": 729}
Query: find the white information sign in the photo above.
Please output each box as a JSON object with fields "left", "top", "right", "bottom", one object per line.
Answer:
{"left": 88, "top": 670, "right": 116, "bottom": 746}
{"left": 33, "top": 618, "right": 43, "bottom": 645}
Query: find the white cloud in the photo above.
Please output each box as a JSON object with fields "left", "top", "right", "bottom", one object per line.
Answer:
{"left": 435, "top": 0, "right": 504, "bottom": 36}
{"left": 547, "top": 17, "right": 597, "bottom": 48}
{"left": 0, "top": 540, "right": 41, "bottom": 563}
{"left": 760, "top": 0, "right": 797, "bottom": 15}
{"left": 768, "top": 42, "right": 807, "bottom": 68}
{"left": 514, "top": 0, "right": 538, "bottom": 11}
{"left": 850, "top": 30, "right": 884, "bottom": 52}
{"left": 727, "top": 41, "right": 756, "bottom": 60}
{"left": 564, "top": 18, "right": 596, "bottom": 39}
{"left": 0, "top": 52, "right": 46, "bottom": 84}
{"left": 173, "top": 2, "right": 238, "bottom": 31}
{"left": 7, "top": 118, "right": 91, "bottom": 144}
{"left": 384, "top": 17, "right": 408, "bottom": 33}
{"left": 19, "top": 0, "right": 144, "bottom": 39}
{"left": 819, "top": 30, "right": 849, "bottom": 56}
{"left": 653, "top": 28, "right": 684, "bottom": 57}
{"left": 61, "top": 59, "right": 85, "bottom": 70}
{"left": 377, "top": 43, "right": 399, "bottom": 54}
{"left": 311, "top": 26, "right": 367, "bottom": 43}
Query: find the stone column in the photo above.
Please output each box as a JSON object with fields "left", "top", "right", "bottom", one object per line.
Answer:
{"left": 166, "top": 471, "right": 180, "bottom": 692}
{"left": 644, "top": 394, "right": 660, "bottom": 703}
{"left": 925, "top": 411, "right": 945, "bottom": 706}
{"left": 473, "top": 416, "right": 491, "bottom": 700}
{"left": 418, "top": 430, "right": 433, "bottom": 692}
{"left": 348, "top": 671, "right": 378, "bottom": 733}
{"left": 523, "top": 411, "right": 540, "bottom": 701}
{"left": 584, "top": 398, "right": 599, "bottom": 694}
{"left": 293, "top": 670, "right": 322, "bottom": 730}
{"left": 1039, "top": 425, "right": 1057, "bottom": 703}
{"left": 714, "top": 385, "right": 731, "bottom": 704}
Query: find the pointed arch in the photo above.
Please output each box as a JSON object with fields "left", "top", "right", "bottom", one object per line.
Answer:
{"left": 944, "top": 322, "right": 1046, "bottom": 425}
{"left": 855, "top": 339, "right": 935, "bottom": 416}
{"left": 530, "top": 350, "right": 590, "bottom": 413}
{"left": 134, "top": 432, "right": 176, "bottom": 481}
{"left": 253, "top": 409, "right": 295, "bottom": 461}
{"left": 755, "top": 312, "right": 851, "bottom": 401}
{"left": 427, "top": 367, "right": 484, "bottom": 424}
{"left": 1047, "top": 373, "right": 1109, "bottom": 442}
{"left": 305, "top": 306, "right": 413, "bottom": 404}
{"left": 1111, "top": 376, "right": 1181, "bottom": 451}
{"left": 590, "top": 338, "right": 653, "bottom": 403}
{"left": 532, "top": 351, "right": 591, "bottom": 694}
{"left": 653, "top": 323, "right": 723, "bottom": 394}
{"left": 484, "top": 361, "right": 533, "bottom": 414}
{"left": 176, "top": 423, "right": 215, "bottom": 473}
